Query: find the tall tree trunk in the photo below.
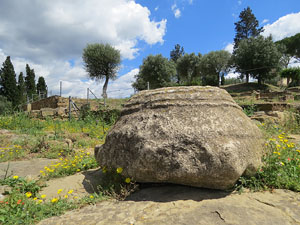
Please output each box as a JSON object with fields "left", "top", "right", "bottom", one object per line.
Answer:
{"left": 102, "top": 75, "right": 109, "bottom": 106}
{"left": 257, "top": 76, "right": 262, "bottom": 86}
{"left": 246, "top": 73, "right": 249, "bottom": 83}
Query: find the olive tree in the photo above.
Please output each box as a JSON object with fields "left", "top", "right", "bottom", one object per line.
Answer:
{"left": 82, "top": 43, "right": 121, "bottom": 101}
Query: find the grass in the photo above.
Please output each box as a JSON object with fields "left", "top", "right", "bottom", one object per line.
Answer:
{"left": 1, "top": 99, "right": 300, "bottom": 223}
{"left": 236, "top": 121, "right": 300, "bottom": 192}
{"left": 0, "top": 113, "right": 111, "bottom": 162}
{"left": 0, "top": 112, "right": 137, "bottom": 224}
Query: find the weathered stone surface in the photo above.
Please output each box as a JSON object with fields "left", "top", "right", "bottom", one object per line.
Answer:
{"left": 95, "top": 86, "right": 264, "bottom": 190}
{"left": 41, "top": 108, "right": 55, "bottom": 117}
{"left": 39, "top": 169, "right": 104, "bottom": 200}
{"left": 251, "top": 111, "right": 290, "bottom": 124}
{"left": 0, "top": 158, "right": 58, "bottom": 179}
{"left": 38, "top": 187, "right": 300, "bottom": 225}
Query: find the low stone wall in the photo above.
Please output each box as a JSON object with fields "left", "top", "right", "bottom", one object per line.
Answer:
{"left": 23, "top": 96, "right": 100, "bottom": 112}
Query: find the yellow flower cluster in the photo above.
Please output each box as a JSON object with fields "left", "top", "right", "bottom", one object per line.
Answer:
{"left": 40, "top": 149, "right": 95, "bottom": 177}
{"left": 0, "top": 145, "right": 23, "bottom": 161}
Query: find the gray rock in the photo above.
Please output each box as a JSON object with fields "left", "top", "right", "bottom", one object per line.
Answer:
{"left": 95, "top": 86, "right": 264, "bottom": 190}
{"left": 38, "top": 188, "right": 300, "bottom": 225}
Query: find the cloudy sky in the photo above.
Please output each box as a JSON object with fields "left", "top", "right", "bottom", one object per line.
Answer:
{"left": 0, "top": 0, "right": 300, "bottom": 98}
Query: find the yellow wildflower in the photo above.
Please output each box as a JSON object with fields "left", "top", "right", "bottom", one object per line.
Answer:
{"left": 90, "top": 195, "right": 94, "bottom": 199}
{"left": 51, "top": 198, "right": 58, "bottom": 203}
{"left": 125, "top": 178, "right": 131, "bottom": 183}
{"left": 57, "top": 189, "right": 63, "bottom": 194}
{"left": 116, "top": 167, "right": 123, "bottom": 174}
{"left": 64, "top": 195, "right": 68, "bottom": 199}
{"left": 41, "top": 194, "right": 46, "bottom": 199}
{"left": 25, "top": 192, "right": 32, "bottom": 198}
{"left": 13, "top": 176, "right": 19, "bottom": 179}
{"left": 68, "top": 190, "right": 73, "bottom": 194}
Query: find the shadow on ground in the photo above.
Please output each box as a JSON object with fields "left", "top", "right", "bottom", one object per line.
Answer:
{"left": 125, "top": 183, "right": 231, "bottom": 202}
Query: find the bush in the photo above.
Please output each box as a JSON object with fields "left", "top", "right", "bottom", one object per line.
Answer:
{"left": 0, "top": 95, "right": 12, "bottom": 115}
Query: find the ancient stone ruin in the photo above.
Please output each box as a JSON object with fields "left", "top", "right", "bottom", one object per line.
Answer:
{"left": 95, "top": 86, "right": 264, "bottom": 190}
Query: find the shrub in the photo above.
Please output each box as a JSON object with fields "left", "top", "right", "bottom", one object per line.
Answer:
{"left": 0, "top": 95, "right": 12, "bottom": 115}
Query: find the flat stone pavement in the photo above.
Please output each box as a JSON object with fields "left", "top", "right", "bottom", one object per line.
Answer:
{"left": 39, "top": 186, "right": 300, "bottom": 225}
{"left": 0, "top": 158, "right": 58, "bottom": 179}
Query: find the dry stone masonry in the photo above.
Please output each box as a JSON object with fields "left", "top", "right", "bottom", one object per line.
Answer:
{"left": 95, "top": 86, "right": 264, "bottom": 190}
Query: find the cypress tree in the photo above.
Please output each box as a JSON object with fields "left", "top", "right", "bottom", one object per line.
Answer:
{"left": 233, "top": 7, "right": 263, "bottom": 83}
{"left": 0, "top": 56, "right": 18, "bottom": 107}
{"left": 25, "top": 64, "right": 36, "bottom": 100}
{"left": 36, "top": 76, "right": 47, "bottom": 98}
{"left": 17, "top": 72, "right": 26, "bottom": 104}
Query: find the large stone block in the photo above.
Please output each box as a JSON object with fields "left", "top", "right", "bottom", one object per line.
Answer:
{"left": 95, "top": 86, "right": 264, "bottom": 190}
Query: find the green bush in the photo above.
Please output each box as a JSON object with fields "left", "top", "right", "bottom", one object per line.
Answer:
{"left": 0, "top": 95, "right": 12, "bottom": 115}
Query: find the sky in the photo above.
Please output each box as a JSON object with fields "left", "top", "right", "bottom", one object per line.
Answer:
{"left": 0, "top": 0, "right": 300, "bottom": 98}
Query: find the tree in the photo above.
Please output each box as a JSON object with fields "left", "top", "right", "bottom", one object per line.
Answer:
{"left": 132, "top": 54, "right": 176, "bottom": 91}
{"left": 0, "top": 95, "right": 12, "bottom": 115}
{"left": 17, "top": 72, "right": 26, "bottom": 104}
{"left": 233, "top": 6, "right": 263, "bottom": 82}
{"left": 234, "top": 7, "right": 263, "bottom": 49}
{"left": 36, "top": 76, "right": 47, "bottom": 98}
{"left": 276, "top": 33, "right": 300, "bottom": 61}
{"left": 176, "top": 53, "right": 201, "bottom": 85}
{"left": 82, "top": 43, "right": 121, "bottom": 102}
{"left": 280, "top": 67, "right": 300, "bottom": 87}
{"left": 170, "top": 44, "right": 185, "bottom": 83}
{"left": 25, "top": 64, "right": 36, "bottom": 100}
{"left": 170, "top": 44, "right": 185, "bottom": 63}
{"left": 0, "top": 56, "right": 18, "bottom": 107}
{"left": 200, "top": 50, "right": 231, "bottom": 86}
{"left": 232, "top": 35, "right": 282, "bottom": 85}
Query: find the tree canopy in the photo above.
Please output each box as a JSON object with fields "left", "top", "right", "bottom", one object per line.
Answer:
{"left": 280, "top": 67, "right": 300, "bottom": 86}
{"left": 276, "top": 33, "right": 300, "bottom": 61}
{"left": 82, "top": 43, "right": 121, "bottom": 100}
{"left": 25, "top": 64, "right": 37, "bottom": 99}
{"left": 201, "top": 50, "right": 231, "bottom": 86}
{"left": 132, "top": 54, "right": 176, "bottom": 91}
{"left": 37, "top": 76, "right": 47, "bottom": 97}
{"left": 232, "top": 35, "right": 282, "bottom": 85}
{"left": 176, "top": 53, "right": 201, "bottom": 85}
{"left": 17, "top": 72, "right": 26, "bottom": 105}
{"left": 0, "top": 56, "right": 18, "bottom": 107}
{"left": 233, "top": 6, "right": 263, "bottom": 49}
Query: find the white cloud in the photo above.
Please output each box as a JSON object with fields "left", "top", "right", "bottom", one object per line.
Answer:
{"left": 188, "top": 0, "right": 193, "bottom": 4}
{"left": 238, "top": 0, "right": 242, "bottom": 5}
{"left": 0, "top": 0, "right": 166, "bottom": 98}
{"left": 171, "top": 4, "right": 181, "bottom": 19}
{"left": 1, "top": 45, "right": 138, "bottom": 98}
{"left": 263, "top": 12, "right": 300, "bottom": 41}
{"left": 0, "top": 0, "right": 167, "bottom": 63}
{"left": 155, "top": 6, "right": 159, "bottom": 11}
{"left": 224, "top": 43, "right": 234, "bottom": 53}
{"left": 262, "top": 19, "right": 269, "bottom": 25}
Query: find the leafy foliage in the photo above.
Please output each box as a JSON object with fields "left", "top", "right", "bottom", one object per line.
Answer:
{"left": 276, "top": 33, "right": 300, "bottom": 60}
{"left": 82, "top": 43, "right": 121, "bottom": 99}
{"left": 232, "top": 36, "right": 282, "bottom": 85}
{"left": 17, "top": 72, "right": 26, "bottom": 105}
{"left": 280, "top": 67, "right": 300, "bottom": 87}
{"left": 0, "top": 95, "right": 12, "bottom": 115}
{"left": 132, "top": 54, "right": 176, "bottom": 91}
{"left": 233, "top": 6, "right": 263, "bottom": 49}
{"left": 36, "top": 76, "right": 47, "bottom": 97}
{"left": 201, "top": 50, "right": 231, "bottom": 86}
{"left": 25, "top": 64, "right": 37, "bottom": 100}
{"left": 0, "top": 56, "right": 18, "bottom": 107}
{"left": 176, "top": 53, "right": 201, "bottom": 85}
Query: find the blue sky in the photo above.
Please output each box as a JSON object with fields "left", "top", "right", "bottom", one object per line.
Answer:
{"left": 121, "top": 0, "right": 300, "bottom": 75}
{"left": 0, "top": 0, "right": 299, "bottom": 98}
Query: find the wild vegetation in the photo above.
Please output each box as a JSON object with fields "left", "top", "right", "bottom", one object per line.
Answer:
{"left": 1, "top": 5, "right": 300, "bottom": 225}
{"left": 0, "top": 109, "right": 137, "bottom": 224}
